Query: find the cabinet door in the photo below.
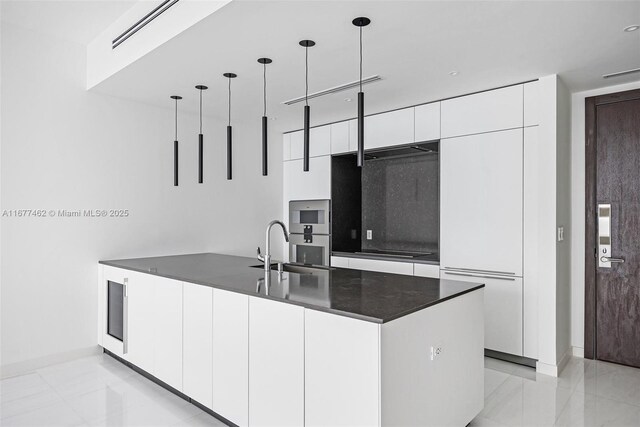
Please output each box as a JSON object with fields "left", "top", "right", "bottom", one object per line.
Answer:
{"left": 413, "top": 263, "right": 440, "bottom": 279}
{"left": 183, "top": 283, "right": 213, "bottom": 409}
{"left": 348, "top": 257, "right": 414, "bottom": 275}
{"left": 282, "top": 133, "right": 291, "bottom": 161}
{"left": 249, "top": 297, "right": 304, "bottom": 427}
{"left": 290, "top": 126, "right": 331, "bottom": 159}
{"left": 414, "top": 102, "right": 440, "bottom": 142}
{"left": 330, "top": 121, "right": 351, "bottom": 154}
{"left": 441, "top": 85, "right": 523, "bottom": 138}
{"left": 440, "top": 271, "right": 523, "bottom": 356}
{"left": 212, "top": 289, "right": 248, "bottom": 427}
{"left": 440, "top": 128, "right": 523, "bottom": 276}
{"left": 153, "top": 277, "right": 183, "bottom": 391}
{"left": 305, "top": 310, "right": 379, "bottom": 427}
{"left": 283, "top": 156, "right": 331, "bottom": 201}
{"left": 126, "top": 272, "right": 155, "bottom": 374}
{"left": 362, "top": 107, "right": 415, "bottom": 150}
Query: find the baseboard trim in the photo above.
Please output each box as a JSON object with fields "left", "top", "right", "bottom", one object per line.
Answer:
{"left": 572, "top": 346, "right": 584, "bottom": 358}
{"left": 0, "top": 346, "right": 102, "bottom": 379}
{"left": 536, "top": 347, "right": 572, "bottom": 377}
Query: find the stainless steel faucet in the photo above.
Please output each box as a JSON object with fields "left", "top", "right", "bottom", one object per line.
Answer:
{"left": 257, "top": 220, "right": 289, "bottom": 274}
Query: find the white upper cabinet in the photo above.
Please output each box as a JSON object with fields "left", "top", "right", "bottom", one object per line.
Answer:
{"left": 330, "top": 121, "right": 351, "bottom": 154}
{"left": 249, "top": 297, "right": 304, "bottom": 427}
{"left": 183, "top": 283, "right": 213, "bottom": 409}
{"left": 283, "top": 156, "right": 331, "bottom": 202}
{"left": 353, "top": 107, "right": 415, "bottom": 151}
{"left": 441, "top": 85, "right": 524, "bottom": 138}
{"left": 414, "top": 102, "right": 441, "bottom": 142}
{"left": 524, "top": 81, "right": 540, "bottom": 127}
{"left": 289, "top": 126, "right": 331, "bottom": 160}
{"left": 440, "top": 128, "right": 523, "bottom": 276}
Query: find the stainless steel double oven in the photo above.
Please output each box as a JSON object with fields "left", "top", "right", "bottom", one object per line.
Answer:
{"left": 288, "top": 199, "right": 330, "bottom": 267}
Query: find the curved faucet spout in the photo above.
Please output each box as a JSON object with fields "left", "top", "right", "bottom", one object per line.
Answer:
{"left": 264, "top": 220, "right": 289, "bottom": 273}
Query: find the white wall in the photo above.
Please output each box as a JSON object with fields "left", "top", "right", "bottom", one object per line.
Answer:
{"left": 569, "top": 79, "right": 640, "bottom": 356}
{"left": 0, "top": 22, "right": 282, "bottom": 375}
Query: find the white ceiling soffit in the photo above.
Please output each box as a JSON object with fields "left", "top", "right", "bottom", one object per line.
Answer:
{"left": 89, "top": 0, "right": 640, "bottom": 133}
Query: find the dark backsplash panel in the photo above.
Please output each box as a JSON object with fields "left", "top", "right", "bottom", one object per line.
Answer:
{"left": 361, "top": 153, "right": 439, "bottom": 254}
{"left": 331, "top": 155, "right": 362, "bottom": 253}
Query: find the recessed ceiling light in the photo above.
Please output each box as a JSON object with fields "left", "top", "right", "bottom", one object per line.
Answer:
{"left": 449, "top": 71, "right": 459, "bottom": 76}
{"left": 270, "top": 117, "right": 277, "bottom": 121}
{"left": 624, "top": 24, "right": 639, "bottom": 32}
{"left": 344, "top": 98, "right": 352, "bottom": 102}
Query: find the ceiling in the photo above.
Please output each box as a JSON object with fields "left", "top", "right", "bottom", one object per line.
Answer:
{"left": 13, "top": 1, "right": 640, "bottom": 133}
{"left": 1, "top": 0, "right": 136, "bottom": 45}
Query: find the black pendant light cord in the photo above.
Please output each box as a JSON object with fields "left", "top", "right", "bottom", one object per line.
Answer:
{"left": 305, "top": 45, "right": 309, "bottom": 106}
{"left": 359, "top": 25, "right": 363, "bottom": 92}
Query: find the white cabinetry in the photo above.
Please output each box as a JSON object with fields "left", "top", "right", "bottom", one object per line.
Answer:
{"left": 414, "top": 102, "right": 441, "bottom": 142}
{"left": 354, "top": 107, "right": 414, "bottom": 150}
{"left": 249, "top": 297, "right": 304, "bottom": 427}
{"left": 126, "top": 272, "right": 155, "bottom": 374}
{"left": 441, "top": 271, "right": 523, "bottom": 356}
{"left": 152, "top": 276, "right": 183, "bottom": 391}
{"left": 183, "top": 283, "right": 213, "bottom": 409}
{"left": 212, "top": 289, "right": 249, "bottom": 426}
{"left": 524, "top": 81, "right": 540, "bottom": 127}
{"left": 413, "top": 263, "right": 440, "bottom": 279}
{"left": 441, "top": 85, "right": 523, "bottom": 138}
{"left": 282, "top": 133, "right": 291, "bottom": 161}
{"left": 440, "top": 128, "right": 523, "bottom": 276}
{"left": 305, "top": 310, "right": 379, "bottom": 427}
{"left": 282, "top": 156, "right": 331, "bottom": 201}
{"left": 523, "top": 125, "right": 539, "bottom": 359}
{"left": 330, "top": 121, "right": 351, "bottom": 154}
{"left": 348, "top": 257, "right": 414, "bottom": 276}
{"left": 289, "top": 126, "right": 331, "bottom": 160}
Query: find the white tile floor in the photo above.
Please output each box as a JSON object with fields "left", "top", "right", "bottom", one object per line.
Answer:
{"left": 2, "top": 353, "right": 640, "bottom": 426}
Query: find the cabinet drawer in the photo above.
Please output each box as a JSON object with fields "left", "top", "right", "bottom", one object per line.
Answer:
{"left": 441, "top": 85, "right": 523, "bottom": 138}
{"left": 441, "top": 271, "right": 523, "bottom": 356}
{"left": 413, "top": 263, "right": 440, "bottom": 279}
{"left": 330, "top": 256, "right": 350, "bottom": 268}
{"left": 348, "top": 258, "right": 414, "bottom": 275}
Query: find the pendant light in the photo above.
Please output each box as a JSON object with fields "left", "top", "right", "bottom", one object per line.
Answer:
{"left": 299, "top": 39, "right": 315, "bottom": 172}
{"left": 170, "top": 95, "right": 182, "bottom": 186}
{"left": 257, "top": 58, "right": 272, "bottom": 176}
{"left": 223, "top": 73, "right": 237, "bottom": 180}
{"left": 353, "top": 17, "right": 371, "bottom": 167}
{"left": 195, "top": 85, "right": 208, "bottom": 183}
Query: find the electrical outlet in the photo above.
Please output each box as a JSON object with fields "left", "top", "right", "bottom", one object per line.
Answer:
{"left": 366, "top": 230, "right": 373, "bottom": 240}
{"left": 558, "top": 226, "right": 564, "bottom": 242}
{"left": 430, "top": 344, "right": 443, "bottom": 361}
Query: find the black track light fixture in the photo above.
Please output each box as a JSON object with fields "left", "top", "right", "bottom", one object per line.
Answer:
{"left": 353, "top": 16, "right": 371, "bottom": 167}
{"left": 223, "top": 73, "right": 237, "bottom": 180}
{"left": 258, "top": 58, "right": 272, "bottom": 176}
{"left": 299, "top": 39, "right": 315, "bottom": 172}
{"left": 170, "top": 95, "right": 182, "bottom": 186}
{"left": 195, "top": 85, "right": 208, "bottom": 183}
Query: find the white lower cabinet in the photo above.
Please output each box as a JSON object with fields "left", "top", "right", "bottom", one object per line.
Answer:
{"left": 305, "top": 310, "right": 380, "bottom": 427}
{"left": 413, "top": 263, "right": 440, "bottom": 279}
{"left": 249, "top": 297, "right": 304, "bottom": 427}
{"left": 348, "top": 258, "right": 414, "bottom": 275}
{"left": 441, "top": 270, "right": 523, "bottom": 356}
{"left": 183, "top": 283, "right": 213, "bottom": 409}
{"left": 212, "top": 289, "right": 249, "bottom": 427}
{"left": 153, "top": 277, "right": 183, "bottom": 391}
{"left": 126, "top": 272, "right": 156, "bottom": 374}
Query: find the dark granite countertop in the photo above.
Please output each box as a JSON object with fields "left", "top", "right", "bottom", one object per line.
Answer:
{"left": 100, "top": 253, "right": 482, "bottom": 324}
{"left": 332, "top": 251, "right": 440, "bottom": 265}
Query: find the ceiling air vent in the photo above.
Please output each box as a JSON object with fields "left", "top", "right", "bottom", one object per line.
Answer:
{"left": 602, "top": 67, "right": 640, "bottom": 79}
{"left": 282, "top": 75, "right": 382, "bottom": 105}
{"left": 112, "top": 0, "right": 180, "bottom": 49}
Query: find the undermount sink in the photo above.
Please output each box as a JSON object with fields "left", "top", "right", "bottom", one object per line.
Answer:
{"left": 249, "top": 263, "right": 334, "bottom": 275}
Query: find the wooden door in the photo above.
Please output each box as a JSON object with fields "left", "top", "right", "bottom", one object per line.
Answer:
{"left": 585, "top": 89, "right": 640, "bottom": 367}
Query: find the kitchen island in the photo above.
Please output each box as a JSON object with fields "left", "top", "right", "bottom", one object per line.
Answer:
{"left": 98, "top": 253, "right": 484, "bottom": 426}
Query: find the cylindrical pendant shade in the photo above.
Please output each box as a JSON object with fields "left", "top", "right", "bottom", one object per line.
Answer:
{"left": 262, "top": 116, "right": 268, "bottom": 176}
{"left": 227, "top": 125, "right": 232, "bottom": 180}
{"left": 174, "top": 140, "right": 179, "bottom": 186}
{"left": 357, "top": 91, "right": 365, "bottom": 167}
{"left": 303, "top": 105, "right": 310, "bottom": 172}
{"left": 198, "top": 133, "right": 203, "bottom": 183}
